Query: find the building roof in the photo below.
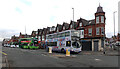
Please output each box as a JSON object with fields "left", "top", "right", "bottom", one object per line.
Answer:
{"left": 77, "top": 18, "right": 95, "bottom": 26}
{"left": 62, "top": 22, "right": 69, "bottom": 30}
{"left": 96, "top": 4, "right": 104, "bottom": 13}
{"left": 42, "top": 28, "right": 47, "bottom": 35}
{"left": 88, "top": 19, "right": 95, "bottom": 25}
{"left": 56, "top": 24, "right": 63, "bottom": 31}
{"left": 70, "top": 20, "right": 77, "bottom": 29}
{"left": 38, "top": 29, "right": 43, "bottom": 36}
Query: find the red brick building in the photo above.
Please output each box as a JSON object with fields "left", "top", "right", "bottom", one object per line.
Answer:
{"left": 36, "top": 4, "right": 106, "bottom": 51}
{"left": 79, "top": 5, "right": 105, "bottom": 51}
{"left": 117, "top": 33, "right": 120, "bottom": 41}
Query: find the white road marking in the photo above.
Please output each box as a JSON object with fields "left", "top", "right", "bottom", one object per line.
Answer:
{"left": 94, "top": 59, "right": 101, "bottom": 61}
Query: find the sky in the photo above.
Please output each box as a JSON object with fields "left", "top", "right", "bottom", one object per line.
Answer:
{"left": 0, "top": 0, "right": 119, "bottom": 41}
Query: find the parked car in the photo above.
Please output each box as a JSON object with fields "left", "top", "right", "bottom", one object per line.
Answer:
{"left": 10, "top": 45, "right": 16, "bottom": 48}
{"left": 6, "top": 44, "right": 10, "bottom": 47}
{"left": 15, "top": 45, "right": 19, "bottom": 48}
{"left": 4, "top": 44, "right": 10, "bottom": 47}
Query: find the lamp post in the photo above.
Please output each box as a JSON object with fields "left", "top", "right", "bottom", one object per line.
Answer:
{"left": 72, "top": 8, "right": 74, "bottom": 29}
{"left": 113, "top": 11, "right": 117, "bottom": 36}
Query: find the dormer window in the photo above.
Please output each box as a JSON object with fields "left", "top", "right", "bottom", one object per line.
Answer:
{"left": 36, "top": 32, "right": 38, "bottom": 35}
{"left": 101, "top": 16, "right": 104, "bottom": 23}
{"left": 89, "top": 21, "right": 91, "bottom": 24}
{"left": 63, "top": 26, "right": 65, "bottom": 30}
{"left": 96, "top": 16, "right": 99, "bottom": 24}
{"left": 80, "top": 23, "right": 82, "bottom": 26}
{"left": 53, "top": 27, "right": 56, "bottom": 31}
{"left": 50, "top": 28, "right": 52, "bottom": 31}
{"left": 57, "top": 27, "right": 59, "bottom": 32}
{"left": 70, "top": 24, "right": 72, "bottom": 29}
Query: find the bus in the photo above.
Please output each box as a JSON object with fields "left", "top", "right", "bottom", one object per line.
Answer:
{"left": 45, "top": 30, "right": 82, "bottom": 53}
{"left": 19, "top": 38, "right": 39, "bottom": 49}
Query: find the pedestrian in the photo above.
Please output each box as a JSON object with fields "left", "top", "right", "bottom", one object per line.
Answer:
{"left": 110, "top": 43, "right": 112, "bottom": 49}
{"left": 103, "top": 47, "right": 106, "bottom": 54}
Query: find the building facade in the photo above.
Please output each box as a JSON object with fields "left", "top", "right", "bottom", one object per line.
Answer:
{"left": 34, "top": 4, "right": 106, "bottom": 51}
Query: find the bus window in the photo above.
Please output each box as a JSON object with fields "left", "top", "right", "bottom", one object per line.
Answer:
{"left": 72, "top": 42, "right": 80, "bottom": 48}
{"left": 61, "top": 33, "right": 65, "bottom": 37}
{"left": 58, "top": 33, "right": 60, "bottom": 37}
{"left": 71, "top": 30, "right": 79, "bottom": 37}
{"left": 65, "top": 31, "right": 70, "bottom": 37}
{"left": 47, "top": 42, "right": 57, "bottom": 46}
{"left": 34, "top": 40, "right": 38, "bottom": 44}
{"left": 46, "top": 35, "right": 48, "bottom": 39}
{"left": 54, "top": 34, "right": 57, "bottom": 38}
{"left": 66, "top": 41, "right": 71, "bottom": 47}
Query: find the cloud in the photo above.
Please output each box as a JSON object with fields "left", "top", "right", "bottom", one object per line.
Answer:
{"left": 15, "top": 7, "right": 22, "bottom": 13}
{"left": 19, "top": 0, "right": 32, "bottom": 6}
{"left": 0, "top": 0, "right": 120, "bottom": 40}
{"left": 0, "top": 29, "right": 19, "bottom": 41}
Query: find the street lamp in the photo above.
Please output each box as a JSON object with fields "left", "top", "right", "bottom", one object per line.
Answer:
{"left": 72, "top": 8, "right": 74, "bottom": 29}
{"left": 113, "top": 11, "right": 117, "bottom": 36}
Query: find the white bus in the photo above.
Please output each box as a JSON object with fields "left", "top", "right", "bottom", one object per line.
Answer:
{"left": 45, "top": 30, "right": 82, "bottom": 53}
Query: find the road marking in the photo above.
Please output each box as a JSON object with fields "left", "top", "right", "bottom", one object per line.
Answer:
{"left": 0, "top": 51, "right": 7, "bottom": 56}
{"left": 94, "top": 59, "right": 101, "bottom": 61}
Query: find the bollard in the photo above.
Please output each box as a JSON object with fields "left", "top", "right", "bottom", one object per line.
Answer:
{"left": 49, "top": 47, "right": 52, "bottom": 53}
{"left": 66, "top": 48, "right": 70, "bottom": 56}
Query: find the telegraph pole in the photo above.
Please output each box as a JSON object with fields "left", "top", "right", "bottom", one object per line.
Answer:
{"left": 113, "top": 11, "right": 117, "bottom": 36}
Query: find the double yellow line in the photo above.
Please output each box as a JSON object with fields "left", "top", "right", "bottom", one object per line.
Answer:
{"left": 0, "top": 51, "right": 7, "bottom": 56}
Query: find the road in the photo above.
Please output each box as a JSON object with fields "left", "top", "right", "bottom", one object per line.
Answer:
{"left": 1, "top": 43, "right": 119, "bottom": 68}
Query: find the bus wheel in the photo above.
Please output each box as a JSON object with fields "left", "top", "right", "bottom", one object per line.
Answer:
{"left": 28, "top": 47, "right": 30, "bottom": 49}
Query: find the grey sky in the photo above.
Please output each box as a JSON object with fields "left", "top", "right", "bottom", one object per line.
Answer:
{"left": 0, "top": 0, "right": 119, "bottom": 41}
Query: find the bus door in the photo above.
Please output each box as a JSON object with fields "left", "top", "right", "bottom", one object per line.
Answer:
{"left": 65, "top": 41, "right": 71, "bottom": 51}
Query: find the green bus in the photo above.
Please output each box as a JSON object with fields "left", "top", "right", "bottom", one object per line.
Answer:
{"left": 19, "top": 38, "right": 40, "bottom": 49}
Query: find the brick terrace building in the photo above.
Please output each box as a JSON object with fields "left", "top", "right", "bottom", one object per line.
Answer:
{"left": 36, "top": 4, "right": 106, "bottom": 51}
{"left": 76, "top": 5, "right": 106, "bottom": 51}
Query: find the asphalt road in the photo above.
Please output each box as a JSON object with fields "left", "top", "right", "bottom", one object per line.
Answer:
{"left": 1, "top": 44, "right": 119, "bottom": 67}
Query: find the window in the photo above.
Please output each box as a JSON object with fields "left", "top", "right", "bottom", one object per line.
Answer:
{"left": 53, "top": 27, "right": 56, "bottom": 31}
{"left": 65, "top": 31, "right": 70, "bottom": 37}
{"left": 101, "top": 27, "right": 104, "bottom": 35}
{"left": 38, "top": 36, "right": 41, "bottom": 41}
{"left": 101, "top": 16, "right": 104, "bottom": 23}
{"left": 36, "top": 32, "right": 38, "bottom": 35}
{"left": 54, "top": 34, "right": 57, "bottom": 38}
{"left": 88, "top": 28, "right": 92, "bottom": 36}
{"left": 47, "top": 42, "right": 57, "bottom": 46}
{"left": 70, "top": 24, "right": 72, "bottom": 29}
{"left": 57, "top": 33, "right": 59, "bottom": 38}
{"left": 71, "top": 30, "right": 79, "bottom": 37}
{"left": 96, "top": 28, "right": 99, "bottom": 35}
{"left": 63, "top": 26, "right": 65, "bottom": 30}
{"left": 50, "top": 28, "right": 52, "bottom": 31}
{"left": 80, "top": 23, "right": 82, "bottom": 26}
{"left": 72, "top": 42, "right": 80, "bottom": 48}
{"left": 61, "top": 33, "right": 65, "bottom": 37}
{"left": 82, "top": 30, "right": 84, "bottom": 35}
{"left": 57, "top": 27, "right": 59, "bottom": 32}
{"left": 42, "top": 35, "right": 44, "bottom": 40}
{"left": 96, "top": 16, "right": 99, "bottom": 23}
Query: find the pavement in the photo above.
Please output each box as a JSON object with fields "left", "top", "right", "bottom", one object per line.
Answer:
{"left": 80, "top": 50, "right": 119, "bottom": 56}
